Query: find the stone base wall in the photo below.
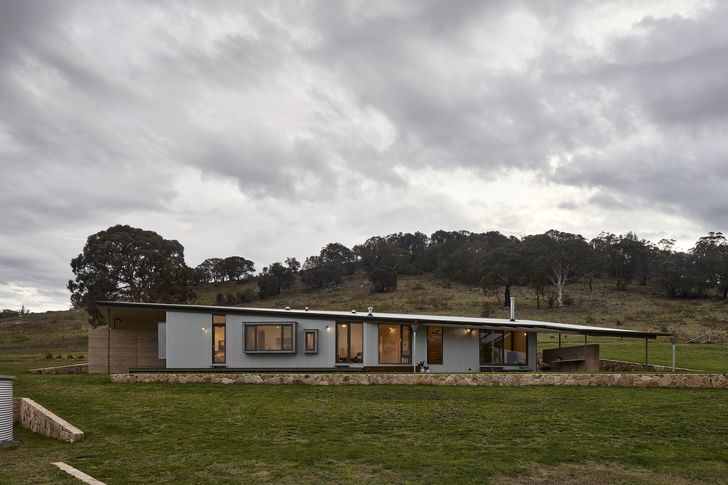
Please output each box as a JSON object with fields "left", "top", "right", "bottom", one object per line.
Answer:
{"left": 28, "top": 363, "right": 89, "bottom": 375}
{"left": 111, "top": 372, "right": 728, "bottom": 388}
{"left": 12, "top": 397, "right": 84, "bottom": 443}
{"left": 599, "top": 359, "right": 695, "bottom": 373}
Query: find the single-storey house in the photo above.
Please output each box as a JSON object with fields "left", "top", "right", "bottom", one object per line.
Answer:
{"left": 89, "top": 301, "right": 669, "bottom": 374}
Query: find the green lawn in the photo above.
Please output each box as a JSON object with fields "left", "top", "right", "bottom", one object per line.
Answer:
{"left": 2, "top": 359, "right": 728, "bottom": 484}
{"left": 540, "top": 335, "right": 728, "bottom": 373}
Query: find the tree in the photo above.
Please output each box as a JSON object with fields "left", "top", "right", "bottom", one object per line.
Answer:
{"left": 691, "top": 232, "right": 728, "bottom": 298}
{"left": 652, "top": 239, "right": 690, "bottom": 298}
{"left": 257, "top": 262, "right": 294, "bottom": 298}
{"left": 320, "top": 243, "right": 356, "bottom": 274}
{"left": 285, "top": 257, "right": 301, "bottom": 273}
{"left": 67, "top": 225, "right": 194, "bottom": 325}
{"left": 193, "top": 258, "right": 223, "bottom": 284}
{"left": 525, "top": 230, "right": 591, "bottom": 307}
{"left": 385, "top": 232, "right": 429, "bottom": 273}
{"left": 369, "top": 267, "right": 398, "bottom": 292}
{"left": 479, "top": 242, "right": 526, "bottom": 307}
{"left": 218, "top": 256, "right": 255, "bottom": 281}
{"left": 353, "top": 237, "right": 408, "bottom": 272}
{"left": 300, "top": 255, "right": 342, "bottom": 288}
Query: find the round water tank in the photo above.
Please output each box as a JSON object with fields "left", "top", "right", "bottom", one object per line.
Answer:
{"left": 0, "top": 376, "right": 14, "bottom": 444}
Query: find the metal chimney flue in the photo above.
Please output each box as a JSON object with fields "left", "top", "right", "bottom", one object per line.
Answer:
{"left": 509, "top": 297, "right": 516, "bottom": 322}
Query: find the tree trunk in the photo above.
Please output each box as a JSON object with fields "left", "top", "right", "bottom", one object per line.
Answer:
{"left": 535, "top": 290, "right": 541, "bottom": 309}
{"left": 588, "top": 277, "right": 593, "bottom": 293}
{"left": 503, "top": 284, "right": 511, "bottom": 308}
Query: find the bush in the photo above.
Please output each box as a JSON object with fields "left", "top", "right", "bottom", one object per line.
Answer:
{"left": 215, "top": 292, "right": 225, "bottom": 305}
{"left": 480, "top": 303, "right": 495, "bottom": 318}
{"left": 562, "top": 293, "right": 574, "bottom": 306}
{"left": 369, "top": 267, "right": 398, "bottom": 293}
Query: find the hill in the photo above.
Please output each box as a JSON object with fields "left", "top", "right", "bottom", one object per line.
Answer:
{"left": 193, "top": 272, "right": 728, "bottom": 342}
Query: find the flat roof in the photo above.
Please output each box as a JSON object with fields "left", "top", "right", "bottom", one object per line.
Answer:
{"left": 97, "top": 301, "right": 671, "bottom": 339}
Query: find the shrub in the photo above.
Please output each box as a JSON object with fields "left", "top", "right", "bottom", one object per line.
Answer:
{"left": 369, "top": 267, "right": 398, "bottom": 293}
{"left": 562, "top": 293, "right": 574, "bottom": 306}
{"left": 215, "top": 292, "right": 225, "bottom": 305}
{"left": 480, "top": 303, "right": 495, "bottom": 318}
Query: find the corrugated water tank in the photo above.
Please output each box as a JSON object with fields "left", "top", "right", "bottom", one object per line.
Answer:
{"left": 0, "top": 375, "right": 14, "bottom": 445}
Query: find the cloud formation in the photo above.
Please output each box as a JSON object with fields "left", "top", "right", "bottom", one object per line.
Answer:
{"left": 0, "top": 0, "right": 726, "bottom": 310}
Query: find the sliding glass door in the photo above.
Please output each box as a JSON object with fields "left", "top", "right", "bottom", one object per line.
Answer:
{"left": 480, "top": 330, "right": 528, "bottom": 366}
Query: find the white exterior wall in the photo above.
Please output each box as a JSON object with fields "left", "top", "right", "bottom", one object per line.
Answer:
{"left": 166, "top": 310, "right": 344, "bottom": 369}
{"left": 165, "top": 310, "right": 537, "bottom": 371}
{"left": 419, "top": 326, "right": 480, "bottom": 373}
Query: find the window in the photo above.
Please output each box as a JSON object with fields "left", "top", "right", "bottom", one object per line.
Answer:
{"left": 212, "top": 314, "right": 226, "bottom": 364}
{"left": 304, "top": 329, "right": 318, "bottom": 353}
{"left": 480, "top": 330, "right": 528, "bottom": 366}
{"left": 378, "top": 324, "right": 412, "bottom": 364}
{"left": 426, "top": 326, "right": 443, "bottom": 365}
{"left": 244, "top": 323, "right": 296, "bottom": 352}
{"left": 336, "top": 323, "right": 363, "bottom": 363}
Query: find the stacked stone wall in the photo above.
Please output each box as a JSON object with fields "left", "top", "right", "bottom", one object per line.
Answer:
{"left": 28, "top": 363, "right": 89, "bottom": 375}
{"left": 12, "top": 398, "right": 84, "bottom": 443}
{"left": 111, "top": 372, "right": 728, "bottom": 388}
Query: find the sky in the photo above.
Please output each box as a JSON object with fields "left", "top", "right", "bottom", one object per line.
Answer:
{"left": 1, "top": 0, "right": 727, "bottom": 311}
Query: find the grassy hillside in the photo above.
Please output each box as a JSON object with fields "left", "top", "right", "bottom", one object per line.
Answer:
{"left": 193, "top": 272, "right": 728, "bottom": 342}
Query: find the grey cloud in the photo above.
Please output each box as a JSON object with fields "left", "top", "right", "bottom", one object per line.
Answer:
{"left": 1, "top": 0, "right": 728, "bottom": 309}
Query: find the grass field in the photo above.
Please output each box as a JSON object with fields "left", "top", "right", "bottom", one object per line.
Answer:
{"left": 2, "top": 360, "right": 728, "bottom": 484}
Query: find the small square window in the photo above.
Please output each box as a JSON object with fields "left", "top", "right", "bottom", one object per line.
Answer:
{"left": 304, "top": 329, "right": 318, "bottom": 354}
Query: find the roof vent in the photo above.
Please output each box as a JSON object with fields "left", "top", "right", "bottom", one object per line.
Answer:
{"left": 367, "top": 306, "right": 373, "bottom": 316}
{"left": 285, "top": 306, "right": 291, "bottom": 311}
{"left": 351, "top": 309, "right": 356, "bottom": 314}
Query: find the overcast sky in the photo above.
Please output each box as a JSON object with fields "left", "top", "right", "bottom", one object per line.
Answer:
{"left": 1, "top": 0, "right": 727, "bottom": 311}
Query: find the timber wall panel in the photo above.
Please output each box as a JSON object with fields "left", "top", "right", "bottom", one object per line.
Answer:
{"left": 136, "top": 330, "right": 165, "bottom": 369}
{"left": 110, "top": 330, "right": 139, "bottom": 374}
{"left": 88, "top": 327, "right": 109, "bottom": 374}
{"left": 88, "top": 327, "right": 165, "bottom": 373}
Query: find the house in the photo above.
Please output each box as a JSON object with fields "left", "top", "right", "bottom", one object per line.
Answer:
{"left": 89, "top": 301, "right": 669, "bottom": 374}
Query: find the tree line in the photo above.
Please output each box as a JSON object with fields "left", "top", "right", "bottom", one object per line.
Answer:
{"left": 68, "top": 225, "right": 728, "bottom": 324}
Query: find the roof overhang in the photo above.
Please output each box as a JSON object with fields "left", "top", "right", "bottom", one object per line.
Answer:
{"left": 96, "top": 301, "right": 672, "bottom": 339}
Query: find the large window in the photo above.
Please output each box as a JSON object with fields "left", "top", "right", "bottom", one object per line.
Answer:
{"left": 379, "top": 324, "right": 412, "bottom": 364}
{"left": 244, "top": 323, "right": 295, "bottom": 352}
{"left": 426, "top": 326, "right": 443, "bottom": 365}
{"left": 336, "top": 323, "right": 363, "bottom": 363}
{"left": 212, "top": 314, "right": 226, "bottom": 364}
{"left": 480, "top": 330, "right": 528, "bottom": 366}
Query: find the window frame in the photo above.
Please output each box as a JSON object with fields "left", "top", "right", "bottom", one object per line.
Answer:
{"left": 212, "top": 314, "right": 226, "bottom": 365}
{"left": 336, "top": 322, "right": 363, "bottom": 363}
{"left": 243, "top": 322, "right": 297, "bottom": 353}
{"left": 378, "top": 323, "right": 413, "bottom": 365}
{"left": 304, "top": 329, "right": 318, "bottom": 354}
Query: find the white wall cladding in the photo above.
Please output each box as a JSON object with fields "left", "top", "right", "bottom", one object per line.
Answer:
{"left": 166, "top": 311, "right": 341, "bottom": 369}
{"left": 0, "top": 377, "right": 13, "bottom": 443}
{"left": 164, "top": 311, "right": 537, "bottom": 372}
